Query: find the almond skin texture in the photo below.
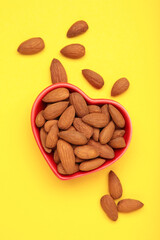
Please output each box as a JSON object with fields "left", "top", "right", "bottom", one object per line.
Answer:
{"left": 60, "top": 44, "right": 85, "bottom": 59}
{"left": 111, "top": 78, "right": 129, "bottom": 96}
{"left": 57, "top": 139, "right": 76, "bottom": 174}
{"left": 43, "top": 101, "right": 69, "bottom": 120}
{"left": 82, "top": 69, "right": 104, "bottom": 89}
{"left": 58, "top": 130, "right": 88, "bottom": 145}
{"left": 88, "top": 139, "right": 115, "bottom": 159}
{"left": 101, "top": 104, "right": 110, "bottom": 125}
{"left": 35, "top": 110, "right": 45, "bottom": 127}
{"left": 109, "top": 104, "right": 125, "bottom": 128}
{"left": 100, "top": 195, "right": 118, "bottom": 221}
{"left": 17, "top": 37, "right": 44, "bottom": 55}
{"left": 50, "top": 59, "right": 67, "bottom": 84}
{"left": 92, "top": 128, "right": 100, "bottom": 142}
{"left": 79, "top": 158, "right": 106, "bottom": 171}
{"left": 109, "top": 137, "right": 126, "bottom": 149}
{"left": 67, "top": 20, "right": 88, "bottom": 38}
{"left": 44, "top": 120, "right": 58, "bottom": 132}
{"left": 53, "top": 149, "right": 60, "bottom": 164}
{"left": 69, "top": 92, "right": 89, "bottom": 117}
{"left": 67, "top": 126, "right": 76, "bottom": 131}
{"left": 39, "top": 128, "right": 52, "bottom": 153}
{"left": 88, "top": 105, "right": 101, "bottom": 113}
{"left": 99, "top": 121, "right": 115, "bottom": 144}
{"left": 46, "top": 123, "right": 59, "bottom": 148}
{"left": 74, "top": 145, "right": 99, "bottom": 159}
{"left": 73, "top": 118, "right": 93, "bottom": 139}
{"left": 75, "top": 157, "right": 84, "bottom": 163}
{"left": 82, "top": 113, "right": 108, "bottom": 128}
{"left": 111, "top": 130, "right": 125, "bottom": 139}
{"left": 117, "top": 199, "right": 144, "bottom": 213}
{"left": 42, "top": 88, "right": 69, "bottom": 103}
{"left": 109, "top": 171, "right": 123, "bottom": 199}
{"left": 57, "top": 162, "right": 79, "bottom": 175}
{"left": 58, "top": 105, "right": 75, "bottom": 130}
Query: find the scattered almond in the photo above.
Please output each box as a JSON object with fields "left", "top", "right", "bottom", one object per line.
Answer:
{"left": 82, "top": 69, "right": 104, "bottom": 89}
{"left": 50, "top": 59, "right": 68, "bottom": 84}
{"left": 117, "top": 199, "right": 144, "bottom": 212}
{"left": 111, "top": 78, "right": 129, "bottom": 96}
{"left": 67, "top": 20, "right": 88, "bottom": 38}
{"left": 60, "top": 44, "right": 85, "bottom": 59}
{"left": 17, "top": 37, "right": 45, "bottom": 55}
{"left": 100, "top": 195, "right": 118, "bottom": 221}
{"left": 109, "top": 171, "right": 123, "bottom": 199}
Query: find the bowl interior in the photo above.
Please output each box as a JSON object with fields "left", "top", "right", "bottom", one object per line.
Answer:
{"left": 31, "top": 83, "right": 132, "bottom": 180}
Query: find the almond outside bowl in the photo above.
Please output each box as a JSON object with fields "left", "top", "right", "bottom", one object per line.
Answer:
{"left": 31, "top": 83, "right": 132, "bottom": 180}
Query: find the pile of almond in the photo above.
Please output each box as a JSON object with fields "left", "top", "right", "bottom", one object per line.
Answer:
{"left": 35, "top": 87, "right": 126, "bottom": 175}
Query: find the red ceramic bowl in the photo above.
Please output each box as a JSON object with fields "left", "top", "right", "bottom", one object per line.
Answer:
{"left": 31, "top": 83, "right": 132, "bottom": 180}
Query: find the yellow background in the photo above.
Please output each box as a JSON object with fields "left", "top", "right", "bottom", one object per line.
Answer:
{"left": 0, "top": 0, "right": 160, "bottom": 239}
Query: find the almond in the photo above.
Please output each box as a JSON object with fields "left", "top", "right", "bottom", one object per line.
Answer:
{"left": 92, "top": 128, "right": 99, "bottom": 142}
{"left": 79, "top": 158, "right": 106, "bottom": 171}
{"left": 43, "top": 101, "right": 69, "bottom": 120}
{"left": 17, "top": 37, "right": 44, "bottom": 55}
{"left": 67, "top": 20, "right": 88, "bottom": 38}
{"left": 75, "top": 157, "right": 84, "bottom": 163}
{"left": 57, "top": 139, "right": 76, "bottom": 174}
{"left": 57, "top": 162, "right": 79, "bottom": 175}
{"left": 82, "top": 69, "right": 104, "bottom": 89}
{"left": 50, "top": 59, "right": 67, "bottom": 84}
{"left": 46, "top": 123, "right": 59, "bottom": 148}
{"left": 39, "top": 128, "right": 52, "bottom": 153}
{"left": 117, "top": 199, "right": 144, "bottom": 212}
{"left": 99, "top": 121, "right": 115, "bottom": 144}
{"left": 53, "top": 149, "right": 60, "bottom": 164}
{"left": 67, "top": 126, "right": 76, "bottom": 131}
{"left": 111, "top": 78, "right": 129, "bottom": 96}
{"left": 44, "top": 120, "right": 58, "bottom": 132}
{"left": 42, "top": 88, "right": 69, "bottom": 103}
{"left": 58, "top": 105, "right": 75, "bottom": 130}
{"left": 100, "top": 195, "right": 118, "bottom": 221}
{"left": 109, "top": 104, "right": 125, "bottom": 128}
{"left": 109, "top": 137, "right": 126, "bottom": 148}
{"left": 74, "top": 145, "right": 99, "bottom": 159}
{"left": 88, "top": 139, "right": 115, "bottom": 159}
{"left": 73, "top": 118, "right": 93, "bottom": 139}
{"left": 35, "top": 110, "right": 45, "bottom": 127}
{"left": 111, "top": 130, "right": 125, "bottom": 139}
{"left": 88, "top": 105, "right": 101, "bottom": 113}
{"left": 69, "top": 92, "right": 89, "bottom": 117}
{"left": 101, "top": 104, "right": 110, "bottom": 125}
{"left": 82, "top": 113, "right": 108, "bottom": 128}
{"left": 58, "top": 130, "right": 88, "bottom": 145}
{"left": 60, "top": 44, "right": 85, "bottom": 59}
{"left": 109, "top": 171, "right": 123, "bottom": 199}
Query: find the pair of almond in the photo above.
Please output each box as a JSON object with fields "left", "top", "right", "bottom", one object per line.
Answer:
{"left": 100, "top": 171, "right": 144, "bottom": 221}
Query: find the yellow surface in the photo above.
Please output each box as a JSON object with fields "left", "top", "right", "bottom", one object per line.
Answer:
{"left": 0, "top": 0, "right": 160, "bottom": 239}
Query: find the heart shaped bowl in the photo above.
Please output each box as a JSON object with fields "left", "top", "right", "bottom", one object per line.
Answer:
{"left": 31, "top": 83, "right": 132, "bottom": 180}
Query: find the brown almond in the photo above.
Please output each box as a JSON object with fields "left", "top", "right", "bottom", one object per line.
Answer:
{"left": 67, "top": 126, "right": 76, "bottom": 131}
{"left": 73, "top": 118, "right": 93, "bottom": 139}
{"left": 43, "top": 101, "right": 69, "bottom": 120}
{"left": 57, "top": 139, "right": 75, "bottom": 174}
{"left": 117, "top": 199, "right": 144, "bottom": 212}
{"left": 79, "top": 158, "right": 106, "bottom": 171}
{"left": 53, "top": 149, "right": 60, "bottom": 164}
{"left": 109, "top": 171, "right": 123, "bottom": 199}
{"left": 100, "top": 195, "right": 118, "bottom": 221}
{"left": 109, "top": 104, "right": 125, "bottom": 128}
{"left": 17, "top": 37, "right": 44, "bottom": 55}
{"left": 82, "top": 113, "right": 108, "bottom": 128}
{"left": 35, "top": 110, "right": 45, "bottom": 127}
{"left": 111, "top": 78, "right": 129, "bottom": 96}
{"left": 99, "top": 121, "right": 115, "bottom": 144}
{"left": 60, "top": 44, "right": 85, "bottom": 59}
{"left": 74, "top": 145, "right": 99, "bottom": 159}
{"left": 46, "top": 123, "right": 59, "bottom": 148}
{"left": 75, "top": 157, "right": 84, "bottom": 163}
{"left": 57, "top": 162, "right": 79, "bottom": 175}
{"left": 67, "top": 20, "right": 88, "bottom": 38}
{"left": 101, "top": 104, "right": 110, "bottom": 124}
{"left": 39, "top": 128, "right": 52, "bottom": 153}
{"left": 88, "top": 105, "right": 101, "bottom": 113}
{"left": 58, "top": 130, "right": 88, "bottom": 145}
{"left": 88, "top": 139, "right": 115, "bottom": 159}
{"left": 50, "top": 59, "right": 67, "bottom": 84}
{"left": 42, "top": 88, "right": 69, "bottom": 103}
{"left": 69, "top": 92, "right": 89, "bottom": 117}
{"left": 44, "top": 120, "right": 58, "bottom": 132}
{"left": 111, "top": 130, "right": 125, "bottom": 139}
{"left": 92, "top": 128, "right": 99, "bottom": 142}
{"left": 109, "top": 137, "right": 126, "bottom": 149}
{"left": 58, "top": 106, "right": 75, "bottom": 130}
{"left": 82, "top": 69, "right": 104, "bottom": 89}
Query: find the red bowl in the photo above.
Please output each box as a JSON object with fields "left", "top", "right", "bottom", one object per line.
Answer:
{"left": 31, "top": 83, "right": 132, "bottom": 180}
